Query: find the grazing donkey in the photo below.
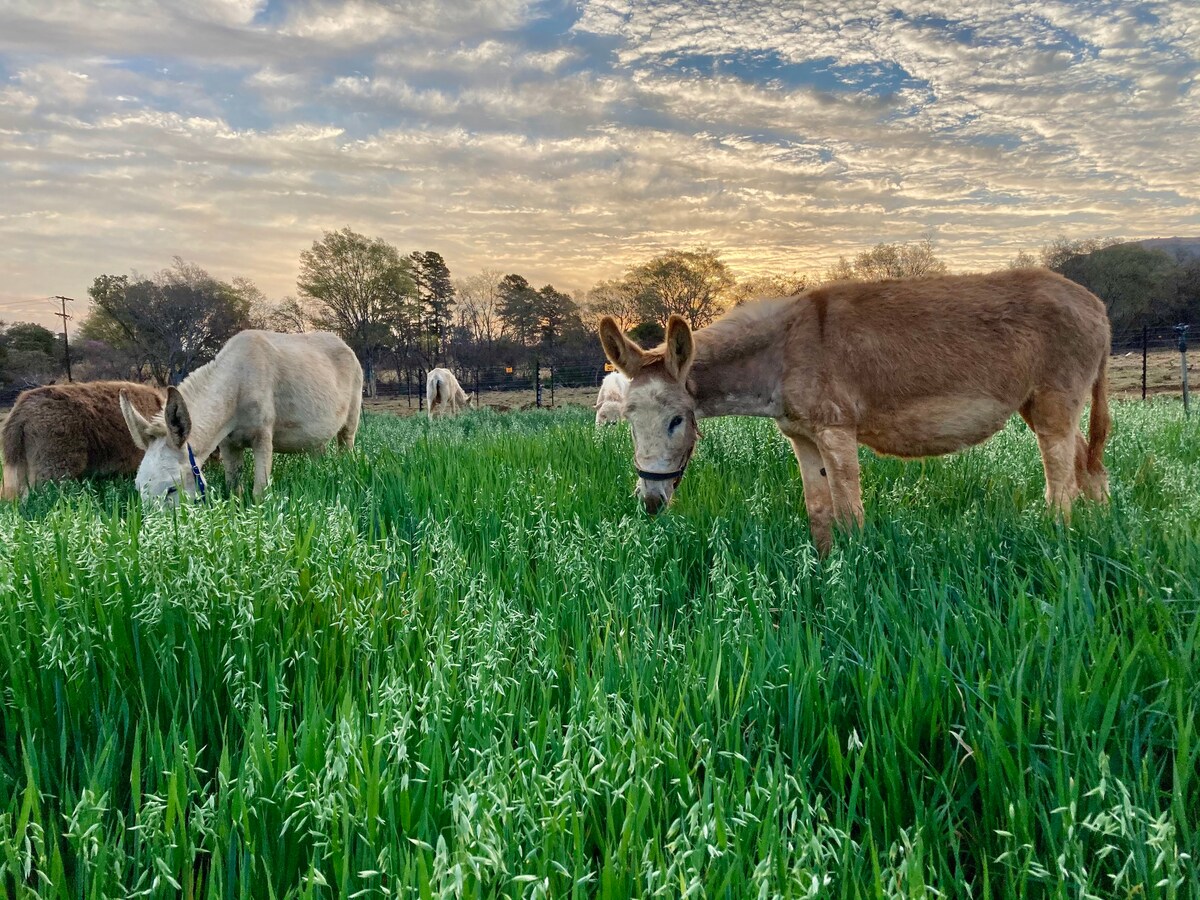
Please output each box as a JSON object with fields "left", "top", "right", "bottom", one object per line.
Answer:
{"left": 599, "top": 268, "right": 1112, "bottom": 554}
{"left": 1, "top": 381, "right": 164, "bottom": 500}
{"left": 426, "top": 368, "right": 473, "bottom": 419}
{"left": 120, "top": 330, "right": 363, "bottom": 506}
{"left": 594, "top": 371, "right": 630, "bottom": 426}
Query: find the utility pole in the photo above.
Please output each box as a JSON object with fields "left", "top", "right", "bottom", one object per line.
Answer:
{"left": 52, "top": 295, "right": 75, "bottom": 382}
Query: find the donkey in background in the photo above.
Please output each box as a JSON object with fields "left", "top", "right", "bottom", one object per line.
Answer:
{"left": 600, "top": 268, "right": 1111, "bottom": 554}
{"left": 426, "top": 368, "right": 474, "bottom": 419}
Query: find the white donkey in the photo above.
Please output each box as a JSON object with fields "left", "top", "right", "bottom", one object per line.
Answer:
{"left": 120, "top": 330, "right": 363, "bottom": 505}
{"left": 594, "top": 371, "right": 629, "bottom": 426}
{"left": 426, "top": 368, "right": 474, "bottom": 419}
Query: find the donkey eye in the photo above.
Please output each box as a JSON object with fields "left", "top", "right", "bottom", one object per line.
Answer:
{"left": 669, "top": 415, "right": 684, "bottom": 432}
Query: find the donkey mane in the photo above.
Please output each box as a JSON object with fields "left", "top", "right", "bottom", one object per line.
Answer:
{"left": 691, "top": 297, "right": 796, "bottom": 365}
{"left": 143, "top": 358, "right": 222, "bottom": 431}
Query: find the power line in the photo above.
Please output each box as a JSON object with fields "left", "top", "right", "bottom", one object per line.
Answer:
{"left": 52, "top": 296, "right": 75, "bottom": 383}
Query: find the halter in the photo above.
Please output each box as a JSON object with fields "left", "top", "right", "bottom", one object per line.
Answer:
{"left": 187, "top": 443, "right": 208, "bottom": 503}
{"left": 635, "top": 431, "right": 697, "bottom": 487}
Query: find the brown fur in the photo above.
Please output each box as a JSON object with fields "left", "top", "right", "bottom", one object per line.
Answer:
{"left": 2, "top": 381, "right": 164, "bottom": 500}
{"left": 600, "top": 268, "right": 1112, "bottom": 553}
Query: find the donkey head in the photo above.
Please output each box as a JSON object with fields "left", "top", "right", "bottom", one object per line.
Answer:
{"left": 120, "top": 387, "right": 204, "bottom": 507}
{"left": 599, "top": 315, "right": 700, "bottom": 515}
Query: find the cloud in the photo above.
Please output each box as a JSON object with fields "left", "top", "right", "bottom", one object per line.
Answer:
{"left": 0, "top": 0, "right": 1197, "bottom": 325}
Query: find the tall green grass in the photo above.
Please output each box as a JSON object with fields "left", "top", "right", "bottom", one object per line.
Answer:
{"left": 0, "top": 400, "right": 1197, "bottom": 898}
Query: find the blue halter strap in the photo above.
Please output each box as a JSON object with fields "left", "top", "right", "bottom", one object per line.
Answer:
{"left": 187, "top": 443, "right": 208, "bottom": 502}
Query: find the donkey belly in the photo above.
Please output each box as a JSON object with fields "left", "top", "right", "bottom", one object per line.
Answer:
{"left": 273, "top": 416, "right": 342, "bottom": 452}
{"left": 858, "top": 396, "right": 1015, "bottom": 459}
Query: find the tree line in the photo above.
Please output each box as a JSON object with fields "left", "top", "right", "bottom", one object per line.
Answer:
{"left": 1, "top": 232, "right": 1195, "bottom": 393}
{"left": 1013, "top": 238, "right": 1200, "bottom": 336}
{"left": 0, "top": 229, "right": 810, "bottom": 395}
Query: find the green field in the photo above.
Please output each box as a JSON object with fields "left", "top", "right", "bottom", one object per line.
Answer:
{"left": 1, "top": 401, "right": 1197, "bottom": 898}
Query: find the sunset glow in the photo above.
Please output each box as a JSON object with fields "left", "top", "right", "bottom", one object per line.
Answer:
{"left": 1, "top": 0, "right": 1198, "bottom": 325}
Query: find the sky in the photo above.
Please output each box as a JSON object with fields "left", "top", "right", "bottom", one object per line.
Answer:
{"left": 1, "top": 0, "right": 1198, "bottom": 328}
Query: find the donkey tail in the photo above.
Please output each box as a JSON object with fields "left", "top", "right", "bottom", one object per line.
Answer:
{"left": 1, "top": 414, "right": 28, "bottom": 501}
{"left": 1087, "top": 354, "right": 1110, "bottom": 475}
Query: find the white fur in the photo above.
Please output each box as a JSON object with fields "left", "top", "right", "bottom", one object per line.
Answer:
{"left": 120, "top": 330, "right": 363, "bottom": 506}
{"left": 594, "top": 371, "right": 629, "bottom": 409}
{"left": 595, "top": 400, "right": 625, "bottom": 426}
{"left": 426, "top": 368, "right": 473, "bottom": 419}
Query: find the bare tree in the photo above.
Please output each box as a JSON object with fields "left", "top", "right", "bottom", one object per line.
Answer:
{"left": 249, "top": 293, "right": 312, "bottom": 333}
{"left": 454, "top": 269, "right": 505, "bottom": 347}
{"left": 728, "top": 272, "right": 809, "bottom": 306}
{"left": 1006, "top": 250, "right": 1040, "bottom": 269}
{"left": 583, "top": 278, "right": 641, "bottom": 331}
{"left": 824, "top": 238, "right": 949, "bottom": 283}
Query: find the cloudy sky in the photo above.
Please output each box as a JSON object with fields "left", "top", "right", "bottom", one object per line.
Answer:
{"left": 1, "top": 0, "right": 1198, "bottom": 327}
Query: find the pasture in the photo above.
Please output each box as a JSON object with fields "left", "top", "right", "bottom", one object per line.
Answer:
{"left": 0, "top": 401, "right": 1197, "bottom": 898}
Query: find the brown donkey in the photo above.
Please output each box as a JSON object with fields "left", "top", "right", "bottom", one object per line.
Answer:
{"left": 2, "top": 381, "right": 164, "bottom": 500}
{"left": 599, "top": 268, "right": 1111, "bottom": 553}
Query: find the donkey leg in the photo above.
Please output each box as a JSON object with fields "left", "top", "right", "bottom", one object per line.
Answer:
{"left": 813, "top": 427, "right": 865, "bottom": 536}
{"left": 220, "top": 439, "right": 244, "bottom": 497}
{"left": 1072, "top": 430, "right": 1109, "bottom": 502}
{"left": 1025, "top": 392, "right": 1083, "bottom": 516}
{"left": 788, "top": 435, "right": 834, "bottom": 555}
{"left": 1035, "top": 432, "right": 1080, "bottom": 515}
{"left": 339, "top": 389, "right": 362, "bottom": 449}
{"left": 251, "top": 432, "right": 274, "bottom": 501}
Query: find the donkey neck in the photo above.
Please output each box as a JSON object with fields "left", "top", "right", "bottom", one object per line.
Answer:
{"left": 688, "top": 298, "right": 793, "bottom": 419}
{"left": 175, "top": 361, "right": 239, "bottom": 463}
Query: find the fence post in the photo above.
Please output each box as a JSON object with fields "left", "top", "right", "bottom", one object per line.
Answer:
{"left": 535, "top": 358, "right": 542, "bottom": 408}
{"left": 1177, "top": 324, "right": 1190, "bottom": 416}
{"left": 550, "top": 364, "right": 555, "bottom": 407}
{"left": 1141, "top": 326, "right": 1148, "bottom": 401}
{"left": 406, "top": 370, "right": 411, "bottom": 408}
{"left": 418, "top": 370, "right": 424, "bottom": 412}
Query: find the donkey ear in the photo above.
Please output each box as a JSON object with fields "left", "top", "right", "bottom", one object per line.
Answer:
{"left": 120, "top": 390, "right": 154, "bottom": 450}
{"left": 599, "top": 317, "right": 648, "bottom": 378}
{"left": 163, "top": 387, "right": 192, "bottom": 449}
{"left": 663, "top": 315, "right": 695, "bottom": 382}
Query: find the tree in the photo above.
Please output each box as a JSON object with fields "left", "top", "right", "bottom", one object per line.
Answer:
{"left": 454, "top": 270, "right": 505, "bottom": 349}
{"left": 498, "top": 274, "right": 540, "bottom": 348}
{"left": 535, "top": 284, "right": 583, "bottom": 359}
{"left": 583, "top": 278, "right": 641, "bottom": 332}
{"left": 3, "top": 322, "right": 58, "bottom": 356}
{"left": 80, "top": 259, "right": 253, "bottom": 384}
{"left": 1038, "top": 236, "right": 1118, "bottom": 274}
{"left": 628, "top": 248, "right": 735, "bottom": 329}
{"left": 728, "top": 272, "right": 809, "bottom": 306}
{"left": 0, "top": 321, "right": 60, "bottom": 387}
{"left": 298, "top": 228, "right": 415, "bottom": 396}
{"left": 824, "top": 238, "right": 948, "bottom": 282}
{"left": 1006, "top": 250, "right": 1040, "bottom": 269}
{"left": 409, "top": 251, "right": 455, "bottom": 361}
{"left": 1043, "top": 239, "right": 1179, "bottom": 333}
{"left": 251, "top": 295, "right": 312, "bottom": 334}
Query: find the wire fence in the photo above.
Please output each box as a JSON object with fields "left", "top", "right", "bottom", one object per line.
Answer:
{"left": 371, "top": 363, "right": 615, "bottom": 410}
{"left": 1109, "top": 323, "right": 1192, "bottom": 407}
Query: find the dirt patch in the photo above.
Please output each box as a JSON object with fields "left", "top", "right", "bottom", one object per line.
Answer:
{"left": 1108, "top": 348, "right": 1195, "bottom": 397}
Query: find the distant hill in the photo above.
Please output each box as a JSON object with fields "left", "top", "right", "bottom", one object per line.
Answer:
{"left": 1128, "top": 237, "right": 1200, "bottom": 260}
